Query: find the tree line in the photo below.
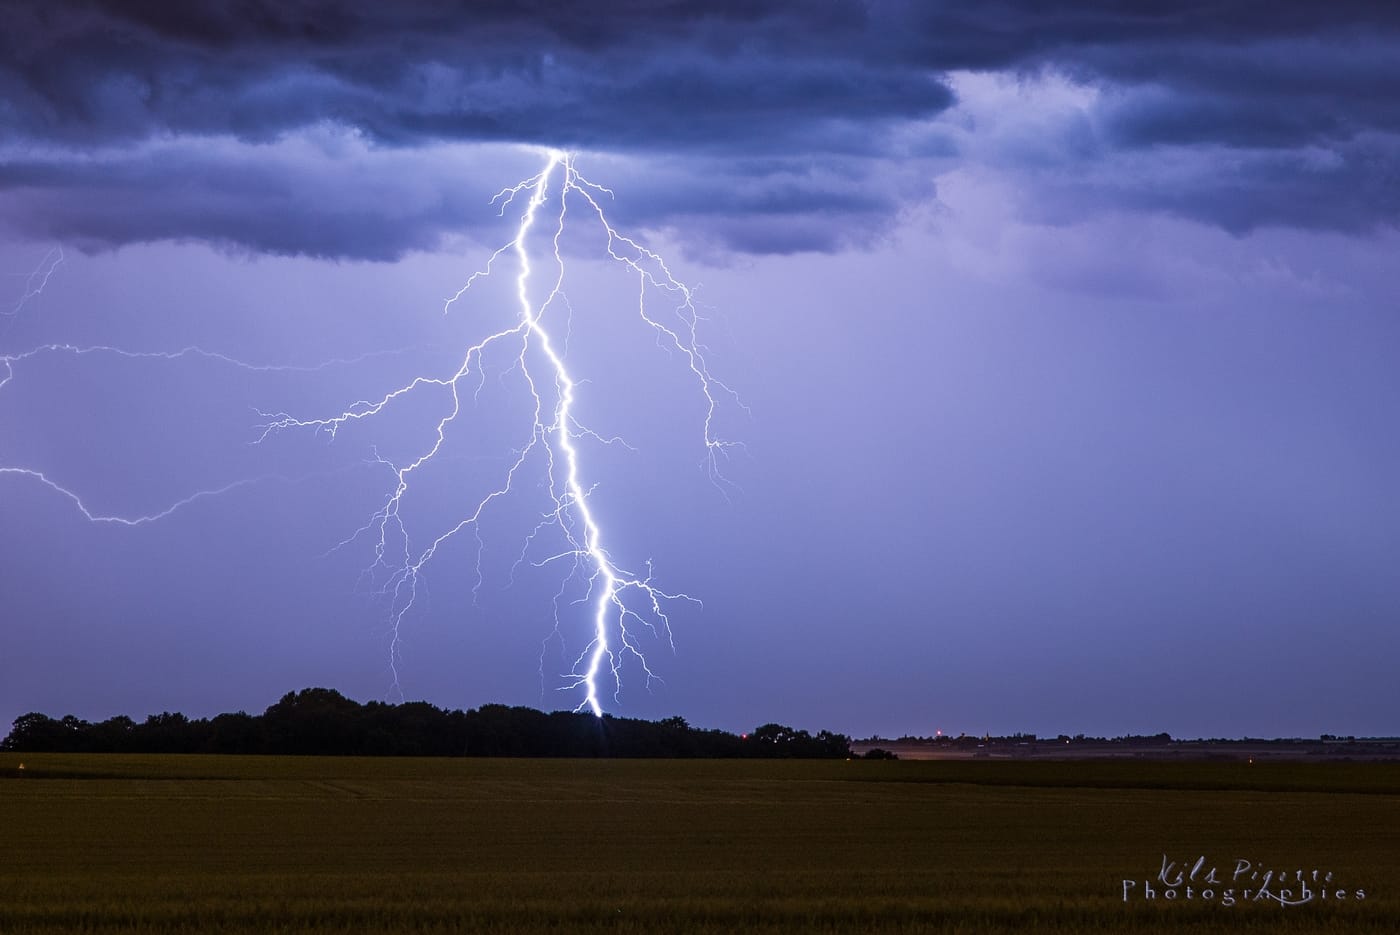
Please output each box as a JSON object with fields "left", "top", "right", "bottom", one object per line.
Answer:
{"left": 1, "top": 688, "right": 852, "bottom": 758}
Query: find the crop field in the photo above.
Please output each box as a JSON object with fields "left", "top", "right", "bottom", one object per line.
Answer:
{"left": 1, "top": 754, "right": 1396, "bottom": 933}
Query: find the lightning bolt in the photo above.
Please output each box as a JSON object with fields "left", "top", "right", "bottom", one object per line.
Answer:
{"left": 0, "top": 336, "right": 275, "bottom": 525}
{"left": 0, "top": 342, "right": 423, "bottom": 395}
{"left": 1, "top": 344, "right": 419, "bottom": 522}
{"left": 0, "top": 152, "right": 737, "bottom": 714}
{"left": 260, "top": 150, "right": 740, "bottom": 713}
{"left": 5, "top": 246, "right": 64, "bottom": 319}
{"left": 0, "top": 467, "right": 277, "bottom": 525}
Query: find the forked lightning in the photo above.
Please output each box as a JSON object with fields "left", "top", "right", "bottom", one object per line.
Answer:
{"left": 1, "top": 152, "right": 737, "bottom": 715}
{"left": 260, "top": 150, "right": 738, "bottom": 713}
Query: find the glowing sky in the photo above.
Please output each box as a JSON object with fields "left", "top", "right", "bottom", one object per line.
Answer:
{"left": 2, "top": 2, "right": 1398, "bottom": 737}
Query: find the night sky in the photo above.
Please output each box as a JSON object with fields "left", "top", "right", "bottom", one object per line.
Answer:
{"left": 2, "top": 2, "right": 1397, "bottom": 739}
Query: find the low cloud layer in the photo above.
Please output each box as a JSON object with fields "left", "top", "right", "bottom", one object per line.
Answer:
{"left": 3, "top": 1, "right": 1398, "bottom": 258}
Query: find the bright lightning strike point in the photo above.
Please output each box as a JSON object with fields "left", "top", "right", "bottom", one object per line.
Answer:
{"left": 262, "top": 150, "right": 740, "bottom": 714}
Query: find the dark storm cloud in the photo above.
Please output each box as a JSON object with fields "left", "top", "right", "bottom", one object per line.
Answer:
{"left": 1129, "top": 140, "right": 1400, "bottom": 236}
{"left": 0, "top": 137, "right": 938, "bottom": 259}
{"left": 1085, "top": 38, "right": 1400, "bottom": 150}
{"left": 1008, "top": 135, "right": 1400, "bottom": 239}
{"left": 1, "top": 0, "right": 948, "bottom": 150}
{"left": 0, "top": 137, "right": 507, "bottom": 260}
{"left": 2, "top": 1, "right": 1399, "bottom": 257}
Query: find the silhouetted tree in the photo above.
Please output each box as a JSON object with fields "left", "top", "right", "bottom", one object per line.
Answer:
{"left": 91, "top": 715, "right": 136, "bottom": 751}
{"left": 3, "top": 691, "right": 851, "bottom": 759}
{"left": 207, "top": 712, "right": 262, "bottom": 754}
{"left": 2, "top": 713, "right": 73, "bottom": 751}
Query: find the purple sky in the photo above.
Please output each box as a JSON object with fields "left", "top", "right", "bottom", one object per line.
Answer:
{"left": 2, "top": 2, "right": 1398, "bottom": 739}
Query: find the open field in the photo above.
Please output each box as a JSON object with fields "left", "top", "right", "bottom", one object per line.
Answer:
{"left": 849, "top": 739, "right": 1400, "bottom": 762}
{"left": 2, "top": 754, "right": 1397, "bottom": 933}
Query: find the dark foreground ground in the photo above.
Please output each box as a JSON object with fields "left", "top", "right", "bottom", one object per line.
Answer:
{"left": 1, "top": 754, "right": 1396, "bottom": 933}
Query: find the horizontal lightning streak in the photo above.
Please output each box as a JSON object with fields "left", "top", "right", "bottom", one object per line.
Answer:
{"left": 2, "top": 342, "right": 424, "bottom": 395}
{"left": 1, "top": 344, "right": 418, "bottom": 521}
{"left": 0, "top": 467, "right": 275, "bottom": 525}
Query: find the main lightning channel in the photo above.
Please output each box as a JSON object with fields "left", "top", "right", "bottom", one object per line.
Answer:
{"left": 261, "top": 151, "right": 737, "bottom": 713}
{"left": 0, "top": 154, "right": 737, "bottom": 713}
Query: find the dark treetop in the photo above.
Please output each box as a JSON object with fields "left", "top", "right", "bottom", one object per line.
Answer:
{"left": 1, "top": 688, "right": 852, "bottom": 758}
